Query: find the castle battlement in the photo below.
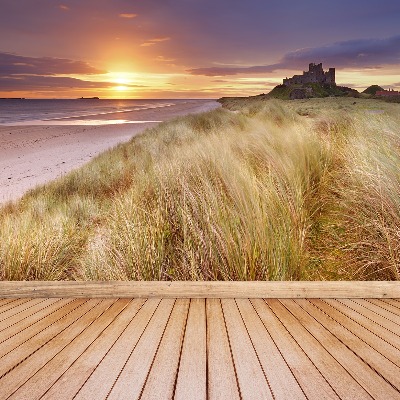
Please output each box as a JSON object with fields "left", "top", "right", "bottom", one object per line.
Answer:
{"left": 283, "top": 63, "right": 335, "bottom": 86}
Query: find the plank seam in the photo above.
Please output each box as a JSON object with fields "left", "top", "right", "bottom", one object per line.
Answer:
{"left": 0, "top": 299, "right": 99, "bottom": 380}
{"left": 310, "top": 300, "right": 400, "bottom": 379}
{"left": 41, "top": 299, "right": 136, "bottom": 399}
{"left": 326, "top": 299, "right": 400, "bottom": 353}
{"left": 171, "top": 299, "right": 190, "bottom": 400}
{"left": 265, "top": 299, "right": 342, "bottom": 399}
{"left": 295, "top": 299, "right": 400, "bottom": 395}
{"left": 0, "top": 299, "right": 77, "bottom": 354}
{"left": 365, "top": 299, "right": 400, "bottom": 329}
{"left": 366, "top": 299, "right": 400, "bottom": 322}
{"left": 344, "top": 299, "right": 400, "bottom": 337}
{"left": 353, "top": 299, "right": 400, "bottom": 328}
{"left": 69, "top": 299, "right": 147, "bottom": 399}
{"left": 138, "top": 299, "right": 177, "bottom": 399}
{"left": 221, "top": 298, "right": 242, "bottom": 400}
{"left": 370, "top": 299, "right": 400, "bottom": 318}
{"left": 0, "top": 299, "right": 29, "bottom": 316}
{"left": 349, "top": 299, "right": 400, "bottom": 336}
{"left": 0, "top": 299, "right": 47, "bottom": 324}
{"left": 6, "top": 299, "right": 115, "bottom": 398}
{"left": 0, "top": 299, "right": 53, "bottom": 332}
{"left": 0, "top": 299, "right": 72, "bottom": 345}
{"left": 103, "top": 299, "right": 162, "bottom": 399}
{"left": 249, "top": 299, "right": 307, "bottom": 399}
{"left": 235, "top": 299, "right": 275, "bottom": 400}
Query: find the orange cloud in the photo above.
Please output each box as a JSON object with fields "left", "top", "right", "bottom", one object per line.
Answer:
{"left": 150, "top": 37, "right": 171, "bottom": 42}
{"left": 59, "top": 5, "right": 69, "bottom": 11}
{"left": 119, "top": 13, "right": 137, "bottom": 18}
{"left": 141, "top": 37, "right": 171, "bottom": 47}
{"left": 156, "top": 55, "right": 175, "bottom": 62}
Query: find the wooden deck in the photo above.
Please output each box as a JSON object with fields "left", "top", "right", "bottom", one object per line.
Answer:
{"left": 0, "top": 295, "right": 399, "bottom": 399}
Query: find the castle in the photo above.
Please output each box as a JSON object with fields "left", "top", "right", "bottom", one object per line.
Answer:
{"left": 283, "top": 63, "right": 335, "bottom": 86}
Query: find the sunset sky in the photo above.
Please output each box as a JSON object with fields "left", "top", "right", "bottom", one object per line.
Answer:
{"left": 1, "top": 0, "right": 400, "bottom": 99}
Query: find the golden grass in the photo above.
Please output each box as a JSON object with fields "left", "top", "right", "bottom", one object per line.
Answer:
{"left": 1, "top": 98, "right": 399, "bottom": 280}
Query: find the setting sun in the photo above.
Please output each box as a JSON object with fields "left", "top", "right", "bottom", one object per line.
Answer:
{"left": 114, "top": 85, "right": 129, "bottom": 91}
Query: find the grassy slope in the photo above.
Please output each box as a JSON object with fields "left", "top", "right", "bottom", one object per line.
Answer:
{"left": 1, "top": 98, "right": 399, "bottom": 281}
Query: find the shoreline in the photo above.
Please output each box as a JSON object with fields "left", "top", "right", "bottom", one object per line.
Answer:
{"left": 0, "top": 100, "right": 220, "bottom": 204}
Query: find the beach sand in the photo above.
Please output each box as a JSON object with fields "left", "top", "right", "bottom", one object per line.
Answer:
{"left": 0, "top": 100, "right": 220, "bottom": 204}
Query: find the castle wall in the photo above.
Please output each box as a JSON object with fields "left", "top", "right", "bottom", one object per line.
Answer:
{"left": 283, "top": 63, "right": 335, "bottom": 86}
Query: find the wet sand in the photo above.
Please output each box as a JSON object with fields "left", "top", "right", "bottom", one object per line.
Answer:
{"left": 0, "top": 100, "right": 220, "bottom": 204}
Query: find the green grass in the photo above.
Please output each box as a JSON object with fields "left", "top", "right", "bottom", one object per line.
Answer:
{"left": 1, "top": 97, "right": 399, "bottom": 281}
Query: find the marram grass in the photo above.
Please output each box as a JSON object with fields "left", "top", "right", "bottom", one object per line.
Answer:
{"left": 1, "top": 98, "right": 399, "bottom": 280}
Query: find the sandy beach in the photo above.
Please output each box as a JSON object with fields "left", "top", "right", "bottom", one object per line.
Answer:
{"left": 0, "top": 100, "right": 219, "bottom": 204}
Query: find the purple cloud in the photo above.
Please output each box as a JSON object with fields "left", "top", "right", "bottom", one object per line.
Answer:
{"left": 0, "top": 75, "right": 146, "bottom": 91}
{"left": 188, "top": 35, "right": 400, "bottom": 76}
{"left": 0, "top": 52, "right": 106, "bottom": 76}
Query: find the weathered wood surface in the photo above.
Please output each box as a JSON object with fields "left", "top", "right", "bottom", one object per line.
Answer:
{"left": 0, "top": 297, "right": 399, "bottom": 399}
{"left": 0, "top": 281, "right": 399, "bottom": 298}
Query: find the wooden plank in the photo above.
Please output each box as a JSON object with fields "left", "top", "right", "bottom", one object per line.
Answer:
{"left": 41, "top": 299, "right": 145, "bottom": 400}
{"left": 0, "top": 299, "right": 18, "bottom": 308}
{"left": 221, "top": 299, "right": 273, "bottom": 400}
{"left": 352, "top": 299, "right": 400, "bottom": 327}
{"left": 290, "top": 299, "right": 400, "bottom": 397}
{"left": 311, "top": 299, "right": 400, "bottom": 367}
{"left": 0, "top": 281, "right": 399, "bottom": 298}
{"left": 265, "top": 299, "right": 368, "bottom": 400}
{"left": 324, "top": 299, "right": 400, "bottom": 352}
{"left": 74, "top": 299, "right": 160, "bottom": 399}
{"left": 0, "top": 299, "right": 57, "bottom": 331}
{"left": 0, "top": 299, "right": 47, "bottom": 323}
{"left": 0, "top": 299, "right": 97, "bottom": 378}
{"left": 368, "top": 299, "right": 400, "bottom": 320}
{"left": 0, "top": 299, "right": 31, "bottom": 314}
{"left": 9, "top": 299, "right": 126, "bottom": 399}
{"left": 206, "top": 299, "right": 240, "bottom": 400}
{"left": 108, "top": 299, "right": 175, "bottom": 399}
{"left": 0, "top": 300, "right": 114, "bottom": 399}
{"left": 236, "top": 299, "right": 305, "bottom": 399}
{"left": 341, "top": 299, "right": 400, "bottom": 336}
{"left": 252, "top": 299, "right": 339, "bottom": 400}
{"left": 382, "top": 299, "right": 400, "bottom": 311}
{"left": 175, "top": 299, "right": 207, "bottom": 400}
{"left": 0, "top": 299, "right": 77, "bottom": 358}
{"left": 141, "top": 299, "right": 190, "bottom": 400}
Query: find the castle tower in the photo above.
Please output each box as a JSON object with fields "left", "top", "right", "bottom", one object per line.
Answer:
{"left": 327, "top": 68, "right": 336, "bottom": 84}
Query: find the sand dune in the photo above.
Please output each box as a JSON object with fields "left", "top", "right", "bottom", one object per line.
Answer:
{"left": 0, "top": 100, "right": 219, "bottom": 204}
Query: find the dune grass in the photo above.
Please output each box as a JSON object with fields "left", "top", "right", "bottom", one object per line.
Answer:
{"left": 0, "top": 98, "right": 399, "bottom": 280}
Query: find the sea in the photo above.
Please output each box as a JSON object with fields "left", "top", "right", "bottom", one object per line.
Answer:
{"left": 0, "top": 98, "right": 204, "bottom": 126}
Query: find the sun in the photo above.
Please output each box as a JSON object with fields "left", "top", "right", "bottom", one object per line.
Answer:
{"left": 114, "top": 85, "right": 129, "bottom": 91}
{"left": 108, "top": 72, "right": 135, "bottom": 92}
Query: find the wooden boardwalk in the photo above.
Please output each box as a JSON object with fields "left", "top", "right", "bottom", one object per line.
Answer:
{"left": 0, "top": 283, "right": 399, "bottom": 399}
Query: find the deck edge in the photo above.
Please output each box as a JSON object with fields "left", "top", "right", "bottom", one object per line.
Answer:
{"left": 0, "top": 281, "right": 399, "bottom": 298}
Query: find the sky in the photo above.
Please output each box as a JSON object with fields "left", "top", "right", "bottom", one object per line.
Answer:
{"left": 1, "top": 0, "right": 400, "bottom": 99}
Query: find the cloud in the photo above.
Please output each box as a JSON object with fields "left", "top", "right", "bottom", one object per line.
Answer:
{"left": 141, "top": 37, "right": 171, "bottom": 47}
{"left": 149, "top": 37, "right": 171, "bottom": 43}
{"left": 0, "top": 52, "right": 106, "bottom": 76}
{"left": 119, "top": 13, "right": 137, "bottom": 19}
{"left": 0, "top": 75, "right": 145, "bottom": 91}
{"left": 155, "top": 55, "right": 175, "bottom": 62}
{"left": 189, "top": 35, "right": 400, "bottom": 76}
{"left": 58, "top": 5, "right": 69, "bottom": 11}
